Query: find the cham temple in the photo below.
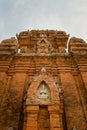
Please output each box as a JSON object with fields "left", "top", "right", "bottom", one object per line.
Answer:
{"left": 0, "top": 30, "right": 87, "bottom": 130}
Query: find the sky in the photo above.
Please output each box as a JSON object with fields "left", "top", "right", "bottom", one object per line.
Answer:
{"left": 0, "top": 0, "right": 87, "bottom": 42}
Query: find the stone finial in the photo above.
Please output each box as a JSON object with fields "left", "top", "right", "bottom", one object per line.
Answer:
{"left": 41, "top": 66, "right": 46, "bottom": 73}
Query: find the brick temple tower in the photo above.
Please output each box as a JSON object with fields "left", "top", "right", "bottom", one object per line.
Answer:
{"left": 0, "top": 30, "right": 87, "bottom": 130}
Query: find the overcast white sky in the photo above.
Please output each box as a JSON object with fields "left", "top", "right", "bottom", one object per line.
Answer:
{"left": 0, "top": 0, "right": 87, "bottom": 42}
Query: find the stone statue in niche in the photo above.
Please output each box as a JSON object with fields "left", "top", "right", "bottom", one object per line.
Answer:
{"left": 39, "top": 84, "right": 48, "bottom": 99}
{"left": 36, "top": 82, "right": 50, "bottom": 99}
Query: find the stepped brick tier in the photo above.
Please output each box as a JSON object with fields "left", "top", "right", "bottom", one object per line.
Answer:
{"left": 0, "top": 30, "right": 87, "bottom": 130}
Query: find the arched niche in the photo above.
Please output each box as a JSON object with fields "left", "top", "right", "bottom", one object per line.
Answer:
{"left": 40, "top": 40, "right": 46, "bottom": 46}
{"left": 26, "top": 73, "right": 60, "bottom": 102}
{"left": 36, "top": 81, "right": 51, "bottom": 99}
{"left": 22, "top": 73, "right": 65, "bottom": 130}
{"left": 37, "top": 38, "right": 50, "bottom": 53}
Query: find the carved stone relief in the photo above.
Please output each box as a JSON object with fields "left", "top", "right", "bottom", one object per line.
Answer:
{"left": 36, "top": 82, "right": 50, "bottom": 99}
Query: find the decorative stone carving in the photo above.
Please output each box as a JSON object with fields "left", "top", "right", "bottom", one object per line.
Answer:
{"left": 20, "top": 48, "right": 26, "bottom": 53}
{"left": 41, "top": 66, "right": 46, "bottom": 73}
{"left": 18, "top": 30, "right": 30, "bottom": 37}
{"left": 36, "top": 82, "right": 50, "bottom": 99}
{"left": 40, "top": 33, "right": 47, "bottom": 38}
{"left": 40, "top": 40, "right": 46, "bottom": 46}
{"left": 37, "top": 38, "right": 51, "bottom": 53}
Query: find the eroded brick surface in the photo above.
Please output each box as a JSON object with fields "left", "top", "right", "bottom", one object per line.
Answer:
{"left": 0, "top": 30, "right": 87, "bottom": 130}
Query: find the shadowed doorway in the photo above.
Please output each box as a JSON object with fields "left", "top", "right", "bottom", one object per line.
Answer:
{"left": 38, "top": 105, "right": 50, "bottom": 130}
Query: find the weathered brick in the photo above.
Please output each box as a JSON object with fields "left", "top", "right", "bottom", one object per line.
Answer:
{"left": 0, "top": 30, "right": 87, "bottom": 130}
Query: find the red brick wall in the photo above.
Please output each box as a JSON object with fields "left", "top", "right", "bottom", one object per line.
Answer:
{"left": 0, "top": 30, "right": 87, "bottom": 130}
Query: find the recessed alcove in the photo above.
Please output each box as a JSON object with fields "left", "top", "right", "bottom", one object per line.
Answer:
{"left": 40, "top": 40, "right": 46, "bottom": 46}
{"left": 38, "top": 105, "right": 50, "bottom": 130}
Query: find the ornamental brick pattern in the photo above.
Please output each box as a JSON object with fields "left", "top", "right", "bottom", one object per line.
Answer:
{"left": 0, "top": 30, "right": 87, "bottom": 130}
